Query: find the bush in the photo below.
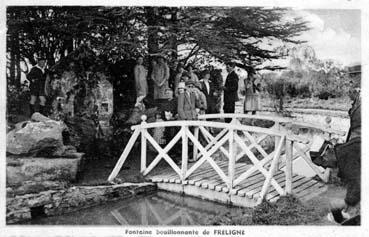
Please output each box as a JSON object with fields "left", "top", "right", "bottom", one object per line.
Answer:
{"left": 296, "top": 83, "right": 311, "bottom": 98}
{"left": 7, "top": 82, "right": 30, "bottom": 116}
{"left": 262, "top": 68, "right": 352, "bottom": 100}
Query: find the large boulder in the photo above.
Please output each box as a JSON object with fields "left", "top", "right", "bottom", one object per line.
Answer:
{"left": 7, "top": 113, "right": 67, "bottom": 156}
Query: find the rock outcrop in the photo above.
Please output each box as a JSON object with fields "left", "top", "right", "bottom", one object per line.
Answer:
{"left": 6, "top": 113, "right": 85, "bottom": 192}
{"left": 7, "top": 113, "right": 67, "bottom": 156}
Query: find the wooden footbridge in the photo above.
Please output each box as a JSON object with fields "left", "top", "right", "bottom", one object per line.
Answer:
{"left": 108, "top": 113, "right": 345, "bottom": 207}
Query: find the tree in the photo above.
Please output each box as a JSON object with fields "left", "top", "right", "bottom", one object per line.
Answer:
{"left": 176, "top": 7, "right": 310, "bottom": 72}
{"left": 7, "top": 6, "right": 310, "bottom": 117}
{"left": 6, "top": 6, "right": 146, "bottom": 85}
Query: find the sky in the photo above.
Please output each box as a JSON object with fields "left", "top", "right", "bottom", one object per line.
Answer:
{"left": 296, "top": 9, "right": 361, "bottom": 66}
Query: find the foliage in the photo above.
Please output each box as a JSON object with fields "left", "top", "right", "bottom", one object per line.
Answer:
{"left": 262, "top": 45, "right": 352, "bottom": 102}
{"left": 6, "top": 6, "right": 146, "bottom": 89}
{"left": 6, "top": 82, "right": 30, "bottom": 116}
{"left": 7, "top": 6, "right": 309, "bottom": 86}
{"left": 6, "top": 6, "right": 310, "bottom": 118}
{"left": 178, "top": 7, "right": 309, "bottom": 72}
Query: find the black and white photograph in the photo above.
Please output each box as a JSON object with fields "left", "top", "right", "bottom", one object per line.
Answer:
{"left": 1, "top": 0, "right": 366, "bottom": 236}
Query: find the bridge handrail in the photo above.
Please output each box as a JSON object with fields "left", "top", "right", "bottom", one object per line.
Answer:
{"left": 108, "top": 113, "right": 330, "bottom": 203}
{"left": 199, "top": 113, "right": 291, "bottom": 123}
{"left": 198, "top": 113, "right": 346, "bottom": 136}
{"left": 131, "top": 120, "right": 309, "bottom": 144}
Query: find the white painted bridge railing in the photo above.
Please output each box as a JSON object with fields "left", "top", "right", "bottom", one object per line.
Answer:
{"left": 106, "top": 113, "right": 344, "bottom": 203}
{"left": 198, "top": 113, "right": 346, "bottom": 139}
{"left": 199, "top": 113, "right": 346, "bottom": 182}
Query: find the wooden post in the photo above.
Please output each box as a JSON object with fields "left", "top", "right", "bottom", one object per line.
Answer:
{"left": 258, "top": 135, "right": 285, "bottom": 203}
{"left": 108, "top": 129, "right": 141, "bottom": 182}
{"left": 193, "top": 126, "right": 199, "bottom": 161}
{"left": 140, "top": 116, "right": 147, "bottom": 173}
{"left": 274, "top": 122, "right": 281, "bottom": 170}
{"left": 274, "top": 122, "right": 281, "bottom": 146}
{"left": 231, "top": 117, "right": 237, "bottom": 125}
{"left": 181, "top": 126, "right": 188, "bottom": 182}
{"left": 228, "top": 129, "right": 235, "bottom": 190}
{"left": 285, "top": 139, "right": 293, "bottom": 195}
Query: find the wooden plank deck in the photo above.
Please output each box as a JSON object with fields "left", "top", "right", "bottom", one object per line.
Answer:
{"left": 146, "top": 160, "right": 327, "bottom": 208}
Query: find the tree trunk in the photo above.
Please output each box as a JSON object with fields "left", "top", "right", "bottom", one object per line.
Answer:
{"left": 279, "top": 97, "right": 283, "bottom": 112}
{"left": 9, "top": 33, "right": 16, "bottom": 87}
{"left": 146, "top": 7, "right": 160, "bottom": 55}
{"left": 15, "top": 32, "right": 21, "bottom": 88}
{"left": 170, "top": 10, "right": 178, "bottom": 60}
{"left": 146, "top": 7, "right": 160, "bottom": 100}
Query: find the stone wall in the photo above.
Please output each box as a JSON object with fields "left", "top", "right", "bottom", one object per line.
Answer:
{"left": 7, "top": 155, "right": 83, "bottom": 187}
{"left": 7, "top": 183, "right": 157, "bottom": 224}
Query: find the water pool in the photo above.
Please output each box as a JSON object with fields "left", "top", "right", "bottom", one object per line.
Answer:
{"left": 24, "top": 191, "right": 248, "bottom": 225}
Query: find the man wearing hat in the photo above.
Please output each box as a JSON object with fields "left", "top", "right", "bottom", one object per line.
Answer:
{"left": 223, "top": 62, "right": 239, "bottom": 123}
{"left": 200, "top": 70, "right": 216, "bottom": 114}
{"left": 174, "top": 71, "right": 190, "bottom": 96}
{"left": 177, "top": 81, "right": 198, "bottom": 120}
{"left": 27, "top": 57, "right": 47, "bottom": 115}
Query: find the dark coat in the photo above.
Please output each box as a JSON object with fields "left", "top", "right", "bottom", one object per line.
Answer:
{"left": 335, "top": 137, "right": 361, "bottom": 206}
{"left": 224, "top": 70, "right": 239, "bottom": 104}
{"left": 110, "top": 59, "right": 136, "bottom": 110}
{"left": 158, "top": 97, "right": 178, "bottom": 116}
{"left": 339, "top": 95, "right": 361, "bottom": 206}
{"left": 27, "top": 66, "right": 46, "bottom": 95}
{"left": 200, "top": 80, "right": 216, "bottom": 114}
{"left": 347, "top": 96, "right": 361, "bottom": 142}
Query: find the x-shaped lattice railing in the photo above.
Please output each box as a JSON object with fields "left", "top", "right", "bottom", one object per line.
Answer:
{"left": 108, "top": 116, "right": 313, "bottom": 202}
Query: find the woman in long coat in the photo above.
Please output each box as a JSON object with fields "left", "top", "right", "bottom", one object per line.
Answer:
{"left": 244, "top": 71, "right": 260, "bottom": 114}
{"left": 151, "top": 56, "right": 170, "bottom": 100}
{"left": 134, "top": 55, "right": 148, "bottom": 100}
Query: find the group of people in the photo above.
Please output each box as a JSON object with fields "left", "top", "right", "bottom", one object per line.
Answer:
{"left": 133, "top": 55, "right": 258, "bottom": 123}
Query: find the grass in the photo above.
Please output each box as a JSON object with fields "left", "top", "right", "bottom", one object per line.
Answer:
{"left": 252, "top": 195, "right": 326, "bottom": 225}
{"left": 205, "top": 195, "right": 327, "bottom": 225}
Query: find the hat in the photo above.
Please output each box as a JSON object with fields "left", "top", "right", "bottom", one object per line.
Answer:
{"left": 185, "top": 80, "right": 196, "bottom": 86}
{"left": 37, "top": 56, "right": 47, "bottom": 61}
{"left": 178, "top": 82, "right": 186, "bottom": 89}
{"left": 182, "top": 72, "right": 191, "bottom": 78}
